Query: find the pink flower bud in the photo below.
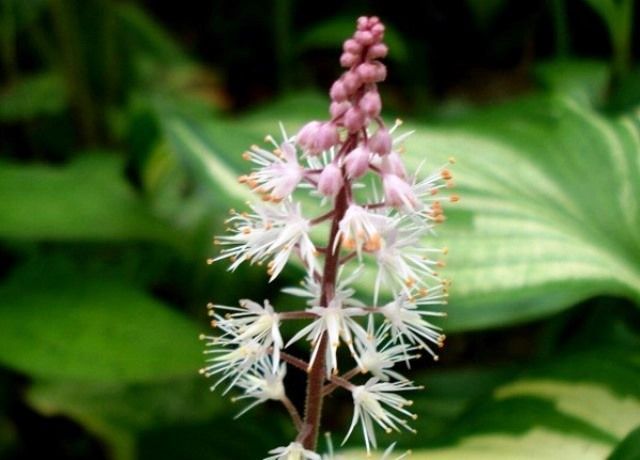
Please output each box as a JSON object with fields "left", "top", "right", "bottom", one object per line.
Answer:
{"left": 316, "top": 122, "right": 339, "bottom": 152}
{"left": 330, "top": 101, "right": 350, "bottom": 119}
{"left": 296, "top": 121, "right": 321, "bottom": 148}
{"left": 371, "top": 23, "right": 385, "bottom": 37}
{"left": 343, "top": 38, "right": 362, "bottom": 54}
{"left": 380, "top": 151, "right": 407, "bottom": 178}
{"left": 357, "top": 16, "right": 368, "bottom": 30}
{"left": 340, "top": 52, "right": 359, "bottom": 68}
{"left": 360, "top": 91, "right": 382, "bottom": 117}
{"left": 383, "top": 174, "right": 417, "bottom": 209}
{"left": 330, "top": 80, "right": 347, "bottom": 102}
{"left": 343, "top": 107, "right": 366, "bottom": 133}
{"left": 317, "top": 163, "right": 344, "bottom": 196}
{"left": 344, "top": 146, "right": 370, "bottom": 178}
{"left": 368, "top": 128, "right": 392, "bottom": 155}
{"left": 357, "top": 63, "right": 378, "bottom": 83}
{"left": 342, "top": 71, "right": 361, "bottom": 94}
{"left": 367, "top": 43, "right": 388, "bottom": 60}
{"left": 373, "top": 62, "right": 387, "bottom": 82}
{"left": 355, "top": 30, "right": 374, "bottom": 46}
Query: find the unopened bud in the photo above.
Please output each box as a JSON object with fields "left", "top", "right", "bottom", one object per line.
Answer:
{"left": 317, "top": 163, "right": 344, "bottom": 196}
{"left": 360, "top": 91, "right": 382, "bottom": 117}
{"left": 368, "top": 128, "right": 392, "bottom": 155}
{"left": 330, "top": 80, "right": 348, "bottom": 102}
{"left": 343, "top": 107, "right": 366, "bottom": 133}
{"left": 345, "top": 146, "right": 370, "bottom": 178}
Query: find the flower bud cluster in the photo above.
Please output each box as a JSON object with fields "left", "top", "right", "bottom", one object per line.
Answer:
{"left": 201, "top": 16, "right": 456, "bottom": 459}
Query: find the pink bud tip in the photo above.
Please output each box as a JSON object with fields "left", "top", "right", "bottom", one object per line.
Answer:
{"left": 360, "top": 91, "right": 382, "bottom": 117}
{"left": 340, "top": 52, "right": 359, "bottom": 68}
{"left": 373, "top": 62, "right": 387, "bottom": 82}
{"left": 341, "top": 71, "right": 361, "bottom": 94}
{"left": 354, "top": 30, "right": 374, "bottom": 46}
{"left": 330, "top": 101, "right": 350, "bottom": 119}
{"left": 367, "top": 43, "right": 388, "bottom": 60}
{"left": 383, "top": 174, "right": 417, "bottom": 209}
{"left": 345, "top": 146, "right": 371, "bottom": 179}
{"left": 380, "top": 151, "right": 407, "bottom": 178}
{"left": 330, "top": 80, "right": 347, "bottom": 102}
{"left": 357, "top": 62, "right": 378, "bottom": 83}
{"left": 317, "top": 163, "right": 344, "bottom": 196}
{"left": 368, "top": 128, "right": 392, "bottom": 155}
{"left": 343, "top": 38, "right": 362, "bottom": 54}
{"left": 343, "top": 107, "right": 366, "bottom": 133}
{"left": 357, "top": 16, "right": 368, "bottom": 30}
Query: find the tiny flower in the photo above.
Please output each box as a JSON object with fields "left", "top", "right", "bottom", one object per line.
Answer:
{"left": 265, "top": 442, "right": 321, "bottom": 460}
{"left": 318, "top": 163, "right": 344, "bottom": 196}
{"left": 242, "top": 140, "right": 304, "bottom": 200}
{"left": 214, "top": 202, "right": 317, "bottom": 281}
{"left": 297, "top": 121, "right": 339, "bottom": 154}
{"left": 344, "top": 107, "right": 366, "bottom": 133}
{"left": 336, "top": 204, "right": 391, "bottom": 257}
{"left": 283, "top": 266, "right": 366, "bottom": 309}
{"left": 232, "top": 359, "right": 287, "bottom": 418}
{"left": 344, "top": 146, "right": 371, "bottom": 179}
{"left": 379, "top": 292, "right": 446, "bottom": 360}
{"left": 199, "top": 334, "right": 269, "bottom": 394}
{"left": 379, "top": 151, "right": 407, "bottom": 178}
{"left": 287, "top": 299, "right": 366, "bottom": 376}
{"left": 208, "top": 299, "right": 283, "bottom": 371}
{"left": 344, "top": 378, "right": 420, "bottom": 453}
{"left": 356, "top": 316, "right": 419, "bottom": 380}
{"left": 368, "top": 128, "right": 392, "bottom": 156}
{"left": 382, "top": 174, "right": 418, "bottom": 210}
{"left": 360, "top": 90, "right": 382, "bottom": 117}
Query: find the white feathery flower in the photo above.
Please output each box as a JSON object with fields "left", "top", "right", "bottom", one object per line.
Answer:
{"left": 373, "top": 220, "right": 445, "bottom": 304}
{"left": 264, "top": 442, "right": 321, "bottom": 460}
{"left": 344, "top": 378, "right": 421, "bottom": 453}
{"left": 208, "top": 299, "right": 283, "bottom": 371}
{"left": 379, "top": 291, "right": 446, "bottom": 361}
{"left": 240, "top": 131, "right": 304, "bottom": 201}
{"left": 287, "top": 299, "right": 366, "bottom": 376}
{"left": 282, "top": 266, "right": 366, "bottom": 309}
{"left": 356, "top": 316, "right": 419, "bottom": 380}
{"left": 214, "top": 201, "right": 317, "bottom": 280}
{"left": 322, "top": 439, "right": 409, "bottom": 460}
{"left": 199, "top": 334, "right": 269, "bottom": 394}
{"left": 232, "top": 359, "right": 287, "bottom": 418}
{"left": 336, "top": 205, "right": 392, "bottom": 258}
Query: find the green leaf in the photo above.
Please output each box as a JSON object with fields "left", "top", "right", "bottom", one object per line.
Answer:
{"left": 534, "top": 59, "right": 611, "bottom": 107}
{"left": 0, "top": 72, "right": 67, "bottom": 121}
{"left": 0, "top": 153, "right": 176, "bottom": 243}
{"left": 341, "top": 347, "right": 640, "bottom": 459}
{"left": 0, "top": 260, "right": 202, "bottom": 382}
{"left": 27, "top": 377, "right": 222, "bottom": 460}
{"left": 609, "top": 425, "right": 640, "bottom": 460}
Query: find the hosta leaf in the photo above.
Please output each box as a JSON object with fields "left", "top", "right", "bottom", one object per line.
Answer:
{"left": 159, "top": 94, "right": 640, "bottom": 331}
{"left": 341, "top": 347, "right": 640, "bottom": 459}
{"left": 0, "top": 261, "right": 202, "bottom": 382}
{"left": 0, "top": 153, "right": 176, "bottom": 243}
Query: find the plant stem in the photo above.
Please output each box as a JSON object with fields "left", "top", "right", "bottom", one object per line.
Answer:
{"left": 300, "top": 155, "right": 352, "bottom": 450}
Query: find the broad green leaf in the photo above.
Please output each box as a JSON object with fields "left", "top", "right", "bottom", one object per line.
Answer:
{"left": 342, "top": 348, "right": 640, "bottom": 459}
{"left": 609, "top": 425, "right": 640, "bottom": 460}
{"left": 27, "top": 377, "right": 222, "bottom": 460}
{"left": 159, "top": 94, "right": 640, "bottom": 331}
{"left": 0, "top": 261, "right": 202, "bottom": 382}
{"left": 534, "top": 59, "right": 610, "bottom": 107}
{"left": 0, "top": 153, "right": 176, "bottom": 243}
{"left": 0, "top": 72, "right": 67, "bottom": 121}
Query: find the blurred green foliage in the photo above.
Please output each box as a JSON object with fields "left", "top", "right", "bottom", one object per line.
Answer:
{"left": 0, "top": 0, "right": 639, "bottom": 459}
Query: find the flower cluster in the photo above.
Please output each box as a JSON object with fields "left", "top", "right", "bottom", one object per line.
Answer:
{"left": 201, "top": 15, "right": 456, "bottom": 458}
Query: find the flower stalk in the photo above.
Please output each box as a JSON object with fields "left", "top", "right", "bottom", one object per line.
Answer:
{"left": 201, "top": 15, "right": 455, "bottom": 458}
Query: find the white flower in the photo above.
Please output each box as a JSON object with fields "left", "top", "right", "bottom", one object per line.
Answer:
{"left": 199, "top": 334, "right": 269, "bottom": 394}
{"left": 336, "top": 205, "right": 392, "bottom": 257}
{"left": 379, "top": 291, "right": 446, "bottom": 360}
{"left": 241, "top": 133, "right": 304, "bottom": 201}
{"left": 287, "top": 299, "right": 366, "bottom": 376}
{"left": 265, "top": 442, "right": 321, "bottom": 460}
{"left": 344, "top": 378, "right": 420, "bottom": 453}
{"left": 208, "top": 299, "right": 283, "bottom": 371}
{"left": 232, "top": 359, "right": 287, "bottom": 418}
{"left": 283, "top": 266, "right": 366, "bottom": 309}
{"left": 373, "top": 220, "right": 445, "bottom": 304}
{"left": 356, "top": 317, "right": 419, "bottom": 380}
{"left": 214, "top": 201, "right": 317, "bottom": 280}
{"left": 322, "top": 440, "right": 409, "bottom": 460}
